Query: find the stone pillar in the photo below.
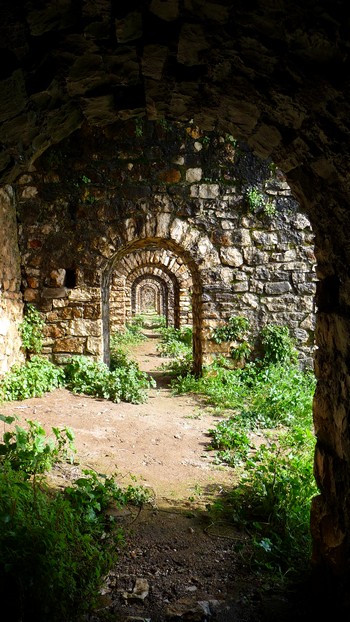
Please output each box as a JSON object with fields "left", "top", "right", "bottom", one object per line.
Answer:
{"left": 311, "top": 289, "right": 350, "bottom": 611}
{"left": 0, "top": 186, "right": 23, "bottom": 373}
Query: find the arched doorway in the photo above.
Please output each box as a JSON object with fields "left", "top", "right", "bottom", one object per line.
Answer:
{"left": 102, "top": 238, "right": 202, "bottom": 374}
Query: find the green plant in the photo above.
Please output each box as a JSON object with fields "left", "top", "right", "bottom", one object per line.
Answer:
{"left": 157, "top": 118, "right": 171, "bottom": 132}
{"left": 81, "top": 174, "right": 91, "bottom": 184}
{"left": 171, "top": 316, "right": 316, "bottom": 582}
{"left": 64, "top": 355, "right": 155, "bottom": 404}
{"left": 208, "top": 417, "right": 250, "bottom": 466}
{"left": 0, "top": 356, "right": 65, "bottom": 401}
{"left": 263, "top": 198, "right": 276, "bottom": 217}
{"left": 156, "top": 326, "right": 193, "bottom": 375}
{"left": 230, "top": 340, "right": 252, "bottom": 363}
{"left": 110, "top": 324, "right": 145, "bottom": 352}
{"left": 0, "top": 414, "right": 75, "bottom": 476}
{"left": 135, "top": 117, "right": 144, "bottom": 137}
{"left": 211, "top": 316, "right": 250, "bottom": 344}
{"left": 225, "top": 134, "right": 237, "bottom": 146}
{"left": 246, "top": 186, "right": 265, "bottom": 213}
{"left": 65, "top": 469, "right": 150, "bottom": 525}
{"left": 220, "top": 425, "right": 317, "bottom": 576}
{"left": 19, "top": 304, "right": 45, "bottom": 357}
{"left": 260, "top": 324, "right": 298, "bottom": 365}
{"left": 0, "top": 466, "right": 122, "bottom": 622}
{"left": 157, "top": 326, "right": 192, "bottom": 357}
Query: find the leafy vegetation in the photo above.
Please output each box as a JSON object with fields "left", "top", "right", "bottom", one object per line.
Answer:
{"left": 19, "top": 304, "right": 45, "bottom": 358}
{"left": 65, "top": 469, "right": 151, "bottom": 525}
{"left": 0, "top": 356, "right": 65, "bottom": 401}
{"left": 246, "top": 186, "right": 265, "bottom": 212}
{"left": 0, "top": 414, "right": 75, "bottom": 476}
{"left": 110, "top": 317, "right": 146, "bottom": 353}
{"left": 224, "top": 425, "right": 317, "bottom": 575}
{"left": 0, "top": 307, "right": 155, "bottom": 405}
{"left": 64, "top": 355, "right": 155, "bottom": 404}
{"left": 211, "top": 316, "right": 251, "bottom": 363}
{"left": 157, "top": 325, "right": 193, "bottom": 376}
{"left": 0, "top": 416, "right": 150, "bottom": 621}
{"left": 157, "top": 325, "right": 192, "bottom": 358}
{"left": 172, "top": 320, "right": 316, "bottom": 581}
{"left": 260, "top": 323, "right": 298, "bottom": 365}
{"left": 245, "top": 186, "right": 277, "bottom": 217}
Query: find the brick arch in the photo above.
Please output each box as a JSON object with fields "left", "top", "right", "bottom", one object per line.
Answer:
{"left": 102, "top": 237, "right": 203, "bottom": 374}
{"left": 111, "top": 268, "right": 176, "bottom": 329}
{"left": 110, "top": 247, "right": 193, "bottom": 331}
{"left": 132, "top": 275, "right": 167, "bottom": 317}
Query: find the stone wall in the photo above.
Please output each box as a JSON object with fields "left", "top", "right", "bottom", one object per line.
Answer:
{"left": 2, "top": 0, "right": 350, "bottom": 602}
{"left": 0, "top": 185, "right": 23, "bottom": 372}
{"left": 15, "top": 121, "right": 316, "bottom": 368}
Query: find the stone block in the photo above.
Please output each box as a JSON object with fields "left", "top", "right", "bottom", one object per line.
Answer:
{"left": 252, "top": 230, "right": 279, "bottom": 245}
{"left": 158, "top": 168, "right": 181, "bottom": 183}
{"left": 241, "top": 293, "right": 259, "bottom": 308}
{"left": 86, "top": 336, "right": 103, "bottom": 355}
{"left": 42, "top": 287, "right": 67, "bottom": 299}
{"left": 265, "top": 281, "right": 292, "bottom": 295}
{"left": 190, "top": 184, "right": 220, "bottom": 198}
{"left": 186, "top": 168, "right": 202, "bottom": 182}
{"left": 53, "top": 337, "right": 85, "bottom": 353}
{"left": 68, "top": 288, "right": 92, "bottom": 301}
{"left": 231, "top": 281, "right": 249, "bottom": 292}
{"left": 219, "top": 247, "right": 243, "bottom": 267}
{"left": 68, "top": 319, "right": 101, "bottom": 337}
{"left": 49, "top": 268, "right": 66, "bottom": 287}
{"left": 23, "top": 288, "right": 39, "bottom": 302}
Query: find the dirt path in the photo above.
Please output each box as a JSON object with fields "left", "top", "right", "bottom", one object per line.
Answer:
{"left": 2, "top": 336, "right": 234, "bottom": 506}
{"left": 0, "top": 338, "right": 301, "bottom": 621}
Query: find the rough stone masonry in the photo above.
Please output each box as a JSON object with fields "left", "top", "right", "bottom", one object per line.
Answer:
{"left": 14, "top": 122, "right": 316, "bottom": 370}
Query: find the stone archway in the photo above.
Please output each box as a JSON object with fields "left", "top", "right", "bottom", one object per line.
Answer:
{"left": 102, "top": 237, "right": 203, "bottom": 374}
{"left": 2, "top": 2, "right": 350, "bottom": 605}
{"left": 133, "top": 276, "right": 164, "bottom": 315}
{"left": 110, "top": 247, "right": 194, "bottom": 331}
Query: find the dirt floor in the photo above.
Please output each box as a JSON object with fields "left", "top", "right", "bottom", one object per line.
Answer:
{"left": 0, "top": 337, "right": 309, "bottom": 621}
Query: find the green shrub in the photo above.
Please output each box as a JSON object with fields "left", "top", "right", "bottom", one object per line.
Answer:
{"left": 246, "top": 186, "right": 265, "bottom": 212}
{"left": 211, "top": 316, "right": 250, "bottom": 344}
{"left": 0, "top": 421, "right": 129, "bottom": 621}
{"left": 65, "top": 468, "right": 151, "bottom": 525}
{"left": 0, "top": 467, "right": 122, "bottom": 622}
{"left": 110, "top": 321, "right": 146, "bottom": 351}
{"left": 172, "top": 318, "right": 317, "bottom": 581}
{"left": 0, "top": 414, "right": 75, "bottom": 476}
{"left": 0, "top": 356, "right": 65, "bottom": 401}
{"left": 157, "top": 326, "right": 192, "bottom": 358}
{"left": 260, "top": 324, "right": 298, "bottom": 365}
{"left": 218, "top": 425, "right": 317, "bottom": 576}
{"left": 208, "top": 417, "right": 250, "bottom": 466}
{"left": 19, "top": 304, "right": 45, "bottom": 357}
{"left": 64, "top": 355, "right": 155, "bottom": 404}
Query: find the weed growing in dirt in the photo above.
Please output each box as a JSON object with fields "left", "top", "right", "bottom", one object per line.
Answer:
{"left": 0, "top": 356, "right": 65, "bottom": 401}
{"left": 65, "top": 468, "right": 151, "bottom": 524}
{"left": 0, "top": 466, "right": 123, "bottom": 622}
{"left": 64, "top": 355, "right": 155, "bottom": 404}
{"left": 0, "top": 414, "right": 75, "bottom": 476}
{"left": 110, "top": 319, "right": 146, "bottom": 352}
{"left": 157, "top": 325, "right": 192, "bottom": 358}
{"left": 0, "top": 352, "right": 155, "bottom": 405}
{"left": 156, "top": 325, "right": 193, "bottom": 376}
{"left": 259, "top": 323, "right": 298, "bottom": 365}
{"left": 0, "top": 416, "right": 148, "bottom": 620}
{"left": 171, "top": 320, "right": 316, "bottom": 581}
